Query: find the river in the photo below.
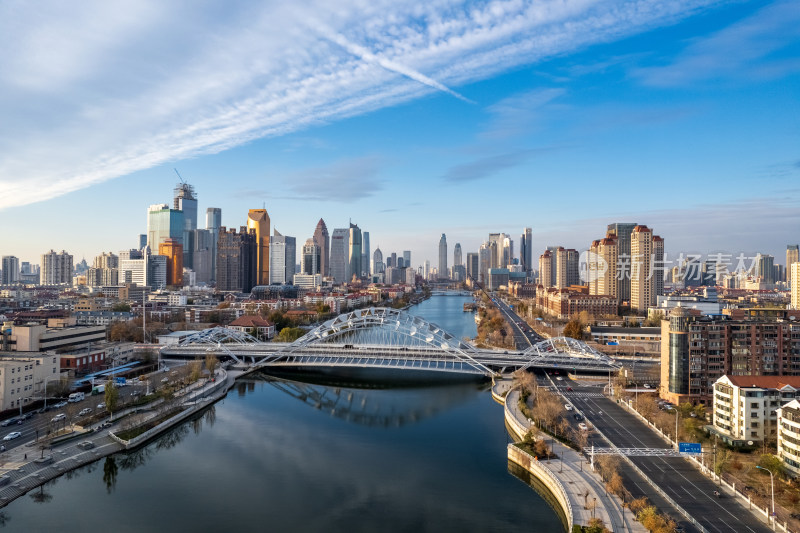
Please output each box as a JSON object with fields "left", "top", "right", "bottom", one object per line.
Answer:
{"left": 0, "top": 295, "right": 563, "bottom": 532}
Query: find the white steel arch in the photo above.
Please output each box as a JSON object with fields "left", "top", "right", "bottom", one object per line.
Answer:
{"left": 520, "top": 337, "right": 621, "bottom": 371}
{"left": 171, "top": 327, "right": 262, "bottom": 363}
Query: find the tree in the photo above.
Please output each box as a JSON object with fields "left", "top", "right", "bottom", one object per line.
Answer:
{"left": 563, "top": 319, "right": 583, "bottom": 340}
{"left": 276, "top": 327, "right": 305, "bottom": 343}
{"left": 111, "top": 302, "right": 131, "bottom": 312}
{"left": 758, "top": 453, "right": 786, "bottom": 479}
{"left": 188, "top": 360, "right": 202, "bottom": 382}
{"left": 205, "top": 353, "right": 219, "bottom": 377}
{"left": 105, "top": 382, "right": 119, "bottom": 421}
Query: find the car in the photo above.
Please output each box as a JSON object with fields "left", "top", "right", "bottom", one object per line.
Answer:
{"left": 0, "top": 418, "right": 16, "bottom": 427}
{"left": 53, "top": 401, "right": 68, "bottom": 408}
{"left": 643, "top": 384, "right": 651, "bottom": 389}
{"left": 97, "top": 402, "right": 106, "bottom": 409}
{"left": 78, "top": 408, "right": 93, "bottom": 416}
{"left": 556, "top": 376, "right": 563, "bottom": 381}
{"left": 2, "top": 431, "right": 21, "bottom": 441}
{"left": 566, "top": 387, "right": 573, "bottom": 392}
{"left": 21, "top": 412, "right": 34, "bottom": 420}
{"left": 161, "top": 377, "right": 169, "bottom": 383}
{"left": 690, "top": 412, "right": 698, "bottom": 418}
{"left": 51, "top": 414, "right": 66, "bottom": 422}
{"left": 564, "top": 404, "right": 574, "bottom": 411}
{"left": 578, "top": 423, "right": 589, "bottom": 432}
{"left": 573, "top": 413, "right": 584, "bottom": 421}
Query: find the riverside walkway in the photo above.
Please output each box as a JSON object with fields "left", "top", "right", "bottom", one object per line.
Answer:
{"left": 493, "top": 377, "right": 646, "bottom": 533}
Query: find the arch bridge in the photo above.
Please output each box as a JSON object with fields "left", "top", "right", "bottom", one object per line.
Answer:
{"left": 163, "top": 307, "right": 621, "bottom": 377}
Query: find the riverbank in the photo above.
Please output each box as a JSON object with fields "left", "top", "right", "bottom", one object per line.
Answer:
{"left": 493, "top": 376, "right": 645, "bottom": 533}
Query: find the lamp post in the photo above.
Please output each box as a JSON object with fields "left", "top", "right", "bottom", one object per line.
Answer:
{"left": 674, "top": 408, "right": 680, "bottom": 451}
{"left": 756, "top": 465, "right": 775, "bottom": 526}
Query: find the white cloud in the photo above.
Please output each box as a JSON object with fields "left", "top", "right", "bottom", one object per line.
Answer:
{"left": 0, "top": 0, "right": 720, "bottom": 208}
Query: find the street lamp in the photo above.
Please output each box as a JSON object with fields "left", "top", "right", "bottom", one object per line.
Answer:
{"left": 756, "top": 465, "right": 775, "bottom": 525}
{"left": 674, "top": 408, "right": 680, "bottom": 450}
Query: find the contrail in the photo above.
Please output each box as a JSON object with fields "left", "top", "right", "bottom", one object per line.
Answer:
{"left": 326, "top": 31, "right": 475, "bottom": 104}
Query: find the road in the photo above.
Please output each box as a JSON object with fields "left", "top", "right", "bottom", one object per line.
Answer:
{"left": 550, "top": 377, "right": 771, "bottom": 533}
{"left": 493, "top": 298, "right": 542, "bottom": 349}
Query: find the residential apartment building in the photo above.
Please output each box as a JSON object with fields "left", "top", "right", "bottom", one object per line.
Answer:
{"left": 630, "top": 225, "right": 664, "bottom": 313}
{"left": 777, "top": 400, "right": 800, "bottom": 477}
{"left": 661, "top": 307, "right": 800, "bottom": 405}
{"left": 0, "top": 352, "right": 61, "bottom": 411}
{"left": 711, "top": 375, "right": 800, "bottom": 446}
{"left": 535, "top": 287, "right": 618, "bottom": 320}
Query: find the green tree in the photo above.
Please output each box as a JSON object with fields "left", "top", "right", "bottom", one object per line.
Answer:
{"left": 111, "top": 302, "right": 131, "bottom": 312}
{"left": 105, "top": 382, "right": 120, "bottom": 421}
{"left": 276, "top": 327, "right": 305, "bottom": 343}
{"left": 758, "top": 453, "right": 786, "bottom": 479}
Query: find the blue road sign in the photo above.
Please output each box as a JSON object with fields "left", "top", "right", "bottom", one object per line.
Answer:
{"left": 679, "top": 442, "right": 702, "bottom": 454}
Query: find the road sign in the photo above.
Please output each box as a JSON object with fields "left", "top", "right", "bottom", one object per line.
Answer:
{"left": 679, "top": 442, "right": 701, "bottom": 454}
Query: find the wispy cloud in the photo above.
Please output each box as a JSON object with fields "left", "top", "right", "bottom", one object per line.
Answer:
{"left": 481, "top": 88, "right": 566, "bottom": 139}
{"left": 0, "top": 0, "right": 722, "bottom": 208}
{"left": 633, "top": 0, "right": 800, "bottom": 86}
{"left": 443, "top": 147, "right": 557, "bottom": 182}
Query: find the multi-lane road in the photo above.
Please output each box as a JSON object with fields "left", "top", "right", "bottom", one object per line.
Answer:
{"left": 493, "top": 298, "right": 542, "bottom": 349}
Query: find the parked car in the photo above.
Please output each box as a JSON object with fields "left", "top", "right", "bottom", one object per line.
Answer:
{"left": 556, "top": 377, "right": 563, "bottom": 381}
{"left": 643, "top": 384, "right": 651, "bottom": 389}
{"left": 564, "top": 404, "right": 574, "bottom": 411}
{"left": 78, "top": 408, "right": 92, "bottom": 416}
{"left": 0, "top": 418, "right": 16, "bottom": 427}
{"left": 3, "top": 431, "right": 21, "bottom": 441}
{"left": 573, "top": 413, "right": 584, "bottom": 421}
{"left": 53, "top": 401, "right": 68, "bottom": 408}
{"left": 51, "top": 414, "right": 66, "bottom": 422}
{"left": 578, "top": 423, "right": 589, "bottom": 432}
{"left": 97, "top": 402, "right": 106, "bottom": 409}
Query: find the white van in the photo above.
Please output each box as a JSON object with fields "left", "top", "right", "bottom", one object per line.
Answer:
{"left": 68, "top": 392, "right": 85, "bottom": 403}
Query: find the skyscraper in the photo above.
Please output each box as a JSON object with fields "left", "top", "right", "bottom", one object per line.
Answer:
{"left": 588, "top": 235, "right": 619, "bottom": 300}
{"left": 403, "top": 251, "right": 411, "bottom": 270}
{"left": 313, "top": 219, "right": 330, "bottom": 278}
{"left": 330, "top": 228, "right": 350, "bottom": 283}
{"left": 174, "top": 182, "right": 197, "bottom": 269}
{"left": 789, "top": 245, "right": 799, "bottom": 288}
{"left": 206, "top": 208, "right": 222, "bottom": 283}
{"left": 362, "top": 231, "right": 370, "bottom": 277}
{"left": 301, "top": 239, "right": 321, "bottom": 275}
{"left": 479, "top": 243, "right": 491, "bottom": 283}
{"left": 538, "top": 250, "right": 553, "bottom": 288}
{"left": 466, "top": 253, "right": 479, "bottom": 282}
{"left": 630, "top": 225, "right": 664, "bottom": 312}
{"left": 159, "top": 238, "right": 183, "bottom": 287}
{"left": 555, "top": 247, "right": 579, "bottom": 288}
{"left": 269, "top": 230, "right": 296, "bottom": 285}
{"left": 521, "top": 227, "right": 533, "bottom": 276}
{"left": 247, "top": 209, "right": 270, "bottom": 286}
{"left": 41, "top": 250, "right": 73, "bottom": 285}
{"left": 216, "top": 226, "right": 257, "bottom": 292}
{"left": 453, "top": 243, "right": 462, "bottom": 267}
{"left": 348, "top": 223, "right": 362, "bottom": 282}
{"left": 754, "top": 253, "right": 776, "bottom": 285}
{"left": 373, "top": 247, "right": 384, "bottom": 274}
{"left": 606, "top": 222, "right": 638, "bottom": 302}
{"left": 192, "top": 229, "right": 213, "bottom": 285}
{"left": 147, "top": 204, "right": 184, "bottom": 251}
{"left": 438, "top": 234, "right": 447, "bottom": 280}
{"left": 1, "top": 256, "right": 19, "bottom": 285}
{"left": 792, "top": 263, "right": 800, "bottom": 309}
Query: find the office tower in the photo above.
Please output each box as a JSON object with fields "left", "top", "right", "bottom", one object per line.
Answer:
{"left": 501, "top": 235, "right": 513, "bottom": 268}
{"left": 330, "top": 228, "right": 350, "bottom": 283}
{"left": 438, "top": 234, "right": 448, "bottom": 280}
{"left": 588, "top": 235, "right": 619, "bottom": 300}
{"left": 453, "top": 243, "right": 462, "bottom": 268}
{"left": 269, "top": 230, "right": 296, "bottom": 285}
{"left": 373, "top": 247, "right": 384, "bottom": 274}
{"left": 192, "top": 229, "right": 213, "bottom": 284}
{"left": 216, "top": 226, "right": 257, "bottom": 292}
{"left": 347, "top": 223, "right": 363, "bottom": 282}
{"left": 403, "top": 251, "right": 411, "bottom": 269}
{"left": 147, "top": 204, "right": 184, "bottom": 250}
{"left": 754, "top": 253, "right": 776, "bottom": 285}
{"left": 792, "top": 263, "right": 800, "bottom": 309}
{"left": 362, "top": 231, "right": 370, "bottom": 277}
{"left": 388, "top": 253, "right": 397, "bottom": 268}
{"left": 605, "top": 222, "right": 637, "bottom": 302}
{"left": 521, "top": 228, "right": 533, "bottom": 276}
{"left": 405, "top": 267, "right": 416, "bottom": 285}
{"left": 788, "top": 245, "right": 799, "bottom": 287}
{"left": 247, "top": 209, "right": 270, "bottom": 286}
{"left": 423, "top": 260, "right": 431, "bottom": 281}
{"left": 397, "top": 256, "right": 404, "bottom": 268}
{"left": 138, "top": 234, "right": 147, "bottom": 250}
{"left": 41, "top": 250, "right": 73, "bottom": 285}
{"left": 148, "top": 255, "right": 168, "bottom": 289}
{"left": 313, "top": 219, "right": 330, "bottom": 278}
{"left": 630, "top": 225, "right": 664, "bottom": 312}
{"left": 159, "top": 238, "right": 184, "bottom": 287}
{"left": 478, "top": 243, "right": 491, "bottom": 283}
{"left": 1, "top": 256, "right": 19, "bottom": 285}
{"left": 538, "top": 250, "right": 553, "bottom": 288}
{"left": 466, "top": 253, "right": 479, "bottom": 281}
{"left": 174, "top": 182, "right": 197, "bottom": 269}
{"left": 206, "top": 208, "right": 222, "bottom": 283}
{"left": 302, "top": 239, "right": 321, "bottom": 275}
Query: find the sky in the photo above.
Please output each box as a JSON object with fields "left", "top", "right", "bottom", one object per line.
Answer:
{"left": 0, "top": 0, "right": 798, "bottom": 269}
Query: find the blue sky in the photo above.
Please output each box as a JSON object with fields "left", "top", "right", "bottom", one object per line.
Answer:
{"left": 0, "top": 0, "right": 798, "bottom": 268}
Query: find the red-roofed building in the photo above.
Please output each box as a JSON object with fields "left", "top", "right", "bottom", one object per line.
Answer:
{"left": 226, "top": 315, "right": 275, "bottom": 340}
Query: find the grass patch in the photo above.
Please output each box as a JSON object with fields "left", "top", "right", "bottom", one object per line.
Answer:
{"left": 113, "top": 407, "right": 186, "bottom": 441}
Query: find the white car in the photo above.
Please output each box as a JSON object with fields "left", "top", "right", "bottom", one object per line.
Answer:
{"left": 564, "top": 404, "right": 574, "bottom": 411}
{"left": 578, "top": 423, "right": 589, "bottom": 432}
{"left": 3, "top": 431, "right": 21, "bottom": 441}
{"left": 556, "top": 376, "right": 563, "bottom": 381}
{"left": 51, "top": 414, "right": 66, "bottom": 422}
{"left": 97, "top": 402, "right": 106, "bottom": 409}
{"left": 78, "top": 408, "right": 93, "bottom": 416}
{"left": 643, "top": 384, "right": 651, "bottom": 389}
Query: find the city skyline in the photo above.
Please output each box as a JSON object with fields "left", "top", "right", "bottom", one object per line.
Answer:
{"left": 0, "top": 1, "right": 797, "bottom": 266}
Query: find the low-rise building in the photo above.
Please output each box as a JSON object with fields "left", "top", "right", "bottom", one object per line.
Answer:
{"left": 227, "top": 315, "right": 275, "bottom": 340}
{"left": 535, "top": 286, "right": 618, "bottom": 320}
{"left": 711, "top": 375, "right": 800, "bottom": 446}
{"left": 0, "top": 351, "right": 61, "bottom": 411}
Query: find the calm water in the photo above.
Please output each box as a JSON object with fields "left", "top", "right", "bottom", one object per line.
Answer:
{"left": 0, "top": 296, "right": 562, "bottom": 532}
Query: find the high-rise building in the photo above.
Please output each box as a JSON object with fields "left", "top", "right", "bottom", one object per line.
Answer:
{"left": 388, "top": 253, "right": 396, "bottom": 268}
{"left": 630, "top": 225, "right": 664, "bottom": 312}
{"left": 501, "top": 235, "right": 513, "bottom": 268}
{"left": 403, "top": 251, "right": 411, "bottom": 270}
{"left": 348, "top": 223, "right": 362, "bottom": 282}
{"left": 438, "top": 234, "right": 448, "bottom": 280}
{"left": 453, "top": 243, "right": 462, "bottom": 268}
{"left": 787, "top": 245, "right": 799, "bottom": 287}
{"left": 554, "top": 247, "right": 579, "bottom": 288}
{"left": 362, "top": 231, "right": 370, "bottom": 277}
{"left": 372, "top": 247, "right": 384, "bottom": 274}
{"left": 330, "top": 228, "right": 350, "bottom": 283}
{"left": 423, "top": 260, "right": 431, "bottom": 281}
{"left": 521, "top": 228, "right": 533, "bottom": 276}
{"left": 588, "top": 236, "right": 619, "bottom": 300}
{"left": 538, "top": 250, "right": 553, "bottom": 288}
{"left": 302, "top": 239, "right": 321, "bottom": 275}
{"left": 41, "top": 250, "right": 73, "bottom": 285}
{"left": 87, "top": 252, "right": 119, "bottom": 287}
{"left": 754, "top": 253, "right": 776, "bottom": 286}
{"left": 206, "top": 208, "right": 222, "bottom": 283}
{"left": 247, "top": 209, "right": 270, "bottom": 286}
{"left": 791, "top": 263, "right": 800, "bottom": 309}
{"left": 159, "top": 238, "right": 184, "bottom": 287}
{"left": 478, "top": 243, "right": 491, "bottom": 284}
{"left": 174, "top": 182, "right": 197, "bottom": 269}
{"left": 606, "top": 222, "right": 637, "bottom": 302}
{"left": 269, "top": 230, "right": 296, "bottom": 285}
{"left": 1, "top": 256, "right": 19, "bottom": 285}
{"left": 138, "top": 234, "right": 147, "bottom": 250}
{"left": 466, "top": 253, "right": 479, "bottom": 282}
{"left": 216, "top": 226, "right": 257, "bottom": 292}
{"left": 192, "top": 229, "right": 213, "bottom": 285}
{"left": 147, "top": 204, "right": 184, "bottom": 251}
{"left": 313, "top": 219, "right": 330, "bottom": 278}
{"left": 119, "top": 248, "right": 166, "bottom": 289}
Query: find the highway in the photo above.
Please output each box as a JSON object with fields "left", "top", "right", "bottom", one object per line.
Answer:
{"left": 551, "top": 377, "right": 771, "bottom": 533}
{"left": 493, "top": 298, "right": 542, "bottom": 349}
